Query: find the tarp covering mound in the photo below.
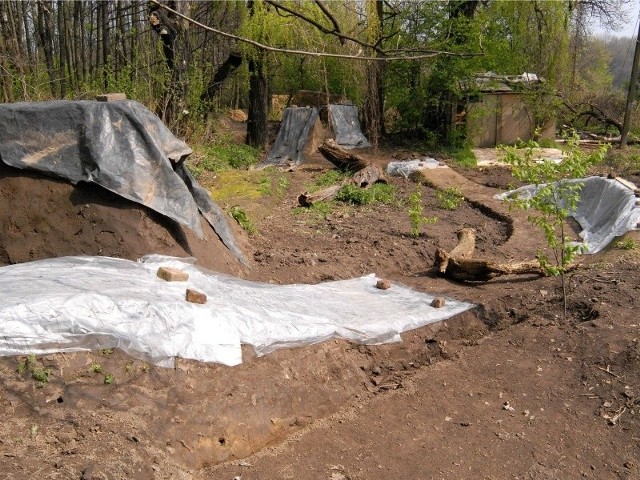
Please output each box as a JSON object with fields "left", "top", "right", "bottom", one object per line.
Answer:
{"left": 261, "top": 106, "right": 321, "bottom": 166}
{"left": 0, "top": 255, "right": 474, "bottom": 367}
{"left": 328, "top": 104, "right": 370, "bottom": 149}
{"left": 497, "top": 176, "right": 640, "bottom": 253}
{"left": 0, "top": 100, "right": 245, "bottom": 264}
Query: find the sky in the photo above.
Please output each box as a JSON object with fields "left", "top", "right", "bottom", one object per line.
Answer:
{"left": 591, "top": 0, "right": 640, "bottom": 38}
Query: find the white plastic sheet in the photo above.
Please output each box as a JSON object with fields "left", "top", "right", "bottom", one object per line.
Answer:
{"left": 0, "top": 255, "right": 474, "bottom": 367}
{"left": 496, "top": 176, "right": 640, "bottom": 253}
{"left": 387, "top": 159, "right": 445, "bottom": 178}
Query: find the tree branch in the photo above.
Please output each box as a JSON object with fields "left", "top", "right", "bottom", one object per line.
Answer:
{"left": 149, "top": 0, "right": 481, "bottom": 62}
{"left": 313, "top": 0, "right": 345, "bottom": 45}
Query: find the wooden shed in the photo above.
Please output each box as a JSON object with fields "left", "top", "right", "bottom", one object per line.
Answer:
{"left": 460, "top": 73, "right": 556, "bottom": 147}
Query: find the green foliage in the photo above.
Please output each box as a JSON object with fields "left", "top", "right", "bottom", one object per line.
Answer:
{"left": 104, "top": 374, "right": 114, "bottom": 385}
{"left": 189, "top": 143, "right": 260, "bottom": 178}
{"left": 17, "top": 355, "right": 51, "bottom": 387}
{"left": 336, "top": 183, "right": 397, "bottom": 206}
{"left": 293, "top": 201, "right": 334, "bottom": 220}
{"left": 407, "top": 189, "right": 438, "bottom": 237}
{"left": 309, "top": 170, "right": 349, "bottom": 191}
{"left": 602, "top": 147, "right": 640, "bottom": 177}
{"left": 449, "top": 145, "right": 477, "bottom": 167}
{"left": 436, "top": 187, "right": 464, "bottom": 210}
{"left": 228, "top": 205, "right": 257, "bottom": 235}
{"left": 257, "top": 167, "right": 290, "bottom": 197}
{"left": 615, "top": 238, "right": 638, "bottom": 250}
{"left": 31, "top": 368, "right": 51, "bottom": 386}
{"left": 502, "top": 132, "right": 608, "bottom": 316}
{"left": 90, "top": 363, "right": 103, "bottom": 373}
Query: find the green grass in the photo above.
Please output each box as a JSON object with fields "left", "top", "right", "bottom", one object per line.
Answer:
{"left": 615, "top": 238, "right": 637, "bottom": 250}
{"left": 228, "top": 205, "right": 257, "bottom": 235}
{"left": 188, "top": 142, "right": 260, "bottom": 178}
{"left": 307, "top": 170, "right": 349, "bottom": 192}
{"left": 293, "top": 201, "right": 335, "bottom": 220}
{"left": 336, "top": 183, "right": 397, "bottom": 206}
{"left": 601, "top": 147, "right": 640, "bottom": 176}
{"left": 445, "top": 145, "right": 477, "bottom": 168}
{"left": 436, "top": 187, "right": 464, "bottom": 210}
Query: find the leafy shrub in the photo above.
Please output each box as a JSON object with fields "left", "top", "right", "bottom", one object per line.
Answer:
{"left": 436, "top": 187, "right": 464, "bottom": 210}
{"left": 407, "top": 189, "right": 438, "bottom": 237}
{"left": 228, "top": 205, "right": 257, "bottom": 235}
{"left": 336, "top": 183, "right": 397, "bottom": 205}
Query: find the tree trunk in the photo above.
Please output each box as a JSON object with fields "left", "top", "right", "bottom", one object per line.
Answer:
{"left": 362, "top": 0, "right": 385, "bottom": 148}
{"left": 100, "top": 0, "right": 110, "bottom": 90}
{"left": 36, "top": 0, "right": 56, "bottom": 97}
{"left": 620, "top": 19, "right": 640, "bottom": 147}
{"left": 58, "top": 0, "right": 67, "bottom": 97}
{"left": 246, "top": 57, "right": 269, "bottom": 147}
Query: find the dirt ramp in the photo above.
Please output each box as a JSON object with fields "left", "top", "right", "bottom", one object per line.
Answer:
{"left": 0, "top": 162, "right": 247, "bottom": 276}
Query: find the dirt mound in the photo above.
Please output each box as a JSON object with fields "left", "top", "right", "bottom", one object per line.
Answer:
{"left": 0, "top": 161, "right": 247, "bottom": 276}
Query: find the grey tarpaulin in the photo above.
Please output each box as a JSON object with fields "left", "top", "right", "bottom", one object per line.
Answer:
{"left": 0, "top": 100, "right": 246, "bottom": 264}
{"left": 328, "top": 104, "right": 370, "bottom": 149}
{"left": 497, "top": 176, "right": 640, "bottom": 253}
{"left": 261, "top": 106, "right": 319, "bottom": 166}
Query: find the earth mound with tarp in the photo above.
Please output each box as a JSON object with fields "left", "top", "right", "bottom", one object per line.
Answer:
{"left": 0, "top": 100, "right": 247, "bottom": 274}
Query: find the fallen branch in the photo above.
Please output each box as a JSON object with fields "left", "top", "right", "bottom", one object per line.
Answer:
{"left": 299, "top": 141, "right": 386, "bottom": 206}
{"left": 435, "top": 229, "right": 546, "bottom": 282}
{"left": 298, "top": 184, "right": 343, "bottom": 207}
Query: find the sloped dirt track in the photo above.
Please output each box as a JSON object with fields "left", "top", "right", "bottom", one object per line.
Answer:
{"left": 0, "top": 139, "right": 639, "bottom": 479}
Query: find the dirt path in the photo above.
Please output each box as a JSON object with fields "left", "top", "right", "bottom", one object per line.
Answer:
{"left": 1, "top": 141, "right": 639, "bottom": 479}
{"left": 205, "top": 320, "right": 640, "bottom": 480}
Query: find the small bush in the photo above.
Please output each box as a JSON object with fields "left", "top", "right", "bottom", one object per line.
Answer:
{"left": 615, "top": 238, "right": 637, "bottom": 250}
{"left": 436, "top": 187, "right": 464, "bottom": 210}
{"left": 407, "top": 189, "right": 438, "bottom": 237}
{"left": 293, "top": 201, "right": 334, "bottom": 219}
{"left": 228, "top": 205, "right": 257, "bottom": 235}
{"left": 336, "top": 183, "right": 397, "bottom": 205}
{"left": 309, "top": 170, "right": 349, "bottom": 191}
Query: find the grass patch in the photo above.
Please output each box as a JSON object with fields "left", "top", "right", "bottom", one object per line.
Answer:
{"left": 436, "top": 187, "right": 464, "bottom": 210}
{"left": 307, "top": 170, "right": 349, "bottom": 192}
{"left": 208, "top": 168, "right": 289, "bottom": 204}
{"left": 188, "top": 142, "right": 260, "bottom": 178}
{"left": 17, "top": 355, "right": 51, "bottom": 387}
{"left": 446, "top": 145, "right": 477, "bottom": 167}
{"left": 228, "top": 205, "right": 257, "bottom": 235}
{"left": 615, "top": 238, "right": 637, "bottom": 250}
{"left": 293, "top": 201, "right": 335, "bottom": 220}
{"left": 336, "top": 183, "right": 397, "bottom": 206}
{"left": 601, "top": 146, "right": 640, "bottom": 176}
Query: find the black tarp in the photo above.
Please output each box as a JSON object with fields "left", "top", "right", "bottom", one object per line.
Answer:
{"left": 261, "top": 106, "right": 319, "bottom": 166}
{"left": 328, "top": 104, "right": 370, "bottom": 149}
{"left": 0, "top": 100, "right": 246, "bottom": 264}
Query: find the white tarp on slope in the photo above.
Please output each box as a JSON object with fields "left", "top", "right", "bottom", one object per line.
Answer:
{"left": 0, "top": 255, "right": 474, "bottom": 367}
{"left": 497, "top": 176, "right": 640, "bottom": 253}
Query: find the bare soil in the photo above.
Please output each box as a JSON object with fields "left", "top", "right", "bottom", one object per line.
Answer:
{"left": 1, "top": 124, "right": 639, "bottom": 480}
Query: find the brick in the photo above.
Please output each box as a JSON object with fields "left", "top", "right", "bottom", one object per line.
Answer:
{"left": 376, "top": 279, "right": 391, "bottom": 290}
{"left": 431, "top": 297, "right": 446, "bottom": 308}
{"left": 186, "top": 288, "right": 207, "bottom": 304}
{"left": 156, "top": 266, "right": 189, "bottom": 282}
{"left": 96, "top": 93, "right": 127, "bottom": 102}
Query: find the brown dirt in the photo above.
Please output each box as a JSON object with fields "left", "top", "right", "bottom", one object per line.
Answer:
{"left": 1, "top": 127, "right": 639, "bottom": 480}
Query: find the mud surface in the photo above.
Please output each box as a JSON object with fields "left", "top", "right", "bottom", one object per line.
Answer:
{"left": 1, "top": 129, "right": 639, "bottom": 479}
